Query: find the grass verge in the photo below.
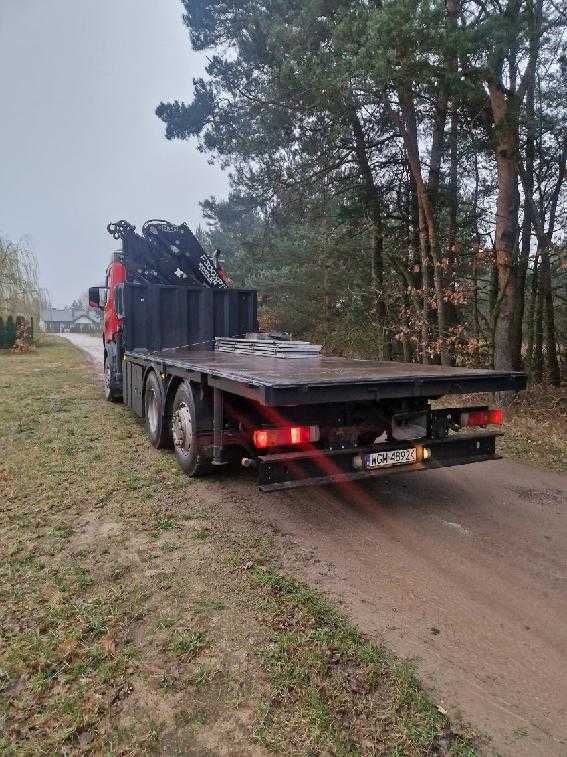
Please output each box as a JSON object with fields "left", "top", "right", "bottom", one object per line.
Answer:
{"left": 499, "top": 385, "right": 566, "bottom": 472}
{"left": 0, "top": 337, "right": 476, "bottom": 755}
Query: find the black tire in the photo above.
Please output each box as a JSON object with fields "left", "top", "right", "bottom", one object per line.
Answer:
{"left": 144, "top": 371, "right": 172, "bottom": 449}
{"left": 171, "top": 381, "right": 211, "bottom": 477}
{"left": 103, "top": 356, "right": 122, "bottom": 403}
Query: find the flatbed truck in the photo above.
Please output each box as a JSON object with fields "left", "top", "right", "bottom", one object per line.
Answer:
{"left": 90, "top": 220, "right": 526, "bottom": 491}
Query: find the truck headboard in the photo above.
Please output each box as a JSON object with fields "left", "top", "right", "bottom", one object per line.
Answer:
{"left": 122, "top": 282, "right": 257, "bottom": 352}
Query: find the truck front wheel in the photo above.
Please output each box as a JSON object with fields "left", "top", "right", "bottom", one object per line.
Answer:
{"left": 171, "top": 381, "right": 211, "bottom": 477}
{"left": 104, "top": 356, "right": 122, "bottom": 403}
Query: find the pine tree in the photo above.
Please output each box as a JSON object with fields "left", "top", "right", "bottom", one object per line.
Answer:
{"left": 156, "top": 0, "right": 567, "bottom": 379}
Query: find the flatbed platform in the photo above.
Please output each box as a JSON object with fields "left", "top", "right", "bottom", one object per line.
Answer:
{"left": 126, "top": 349, "right": 526, "bottom": 406}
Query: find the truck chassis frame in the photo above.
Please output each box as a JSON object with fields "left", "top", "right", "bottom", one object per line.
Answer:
{"left": 122, "top": 349, "right": 524, "bottom": 491}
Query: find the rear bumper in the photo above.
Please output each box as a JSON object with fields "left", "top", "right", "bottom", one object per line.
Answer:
{"left": 257, "top": 432, "right": 500, "bottom": 491}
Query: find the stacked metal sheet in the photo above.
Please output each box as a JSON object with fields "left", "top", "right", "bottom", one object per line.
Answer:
{"left": 215, "top": 337, "right": 322, "bottom": 359}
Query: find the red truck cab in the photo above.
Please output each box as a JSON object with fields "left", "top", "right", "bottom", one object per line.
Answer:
{"left": 103, "top": 260, "right": 126, "bottom": 343}
{"left": 89, "top": 258, "right": 126, "bottom": 400}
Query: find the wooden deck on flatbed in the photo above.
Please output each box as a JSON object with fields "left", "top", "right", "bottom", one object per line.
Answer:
{"left": 126, "top": 348, "right": 526, "bottom": 406}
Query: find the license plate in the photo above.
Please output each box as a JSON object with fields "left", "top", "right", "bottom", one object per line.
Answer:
{"left": 363, "top": 447, "right": 417, "bottom": 469}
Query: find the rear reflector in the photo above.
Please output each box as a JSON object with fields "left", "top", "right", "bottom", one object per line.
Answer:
{"left": 462, "top": 408, "right": 504, "bottom": 427}
{"left": 253, "top": 425, "right": 320, "bottom": 449}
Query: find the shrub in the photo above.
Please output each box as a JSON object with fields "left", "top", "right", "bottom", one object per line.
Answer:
{"left": 5, "top": 315, "right": 16, "bottom": 348}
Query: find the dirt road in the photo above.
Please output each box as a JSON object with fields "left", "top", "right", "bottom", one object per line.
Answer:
{"left": 68, "top": 335, "right": 567, "bottom": 756}
{"left": 61, "top": 332, "right": 103, "bottom": 366}
{"left": 251, "top": 466, "right": 567, "bottom": 756}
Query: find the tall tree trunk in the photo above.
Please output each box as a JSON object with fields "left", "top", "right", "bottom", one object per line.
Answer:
{"left": 447, "top": 109, "right": 458, "bottom": 272}
{"left": 407, "top": 173, "right": 430, "bottom": 363}
{"left": 472, "top": 260, "right": 480, "bottom": 341}
{"left": 445, "top": 0, "right": 460, "bottom": 355}
{"left": 418, "top": 204, "right": 431, "bottom": 364}
{"left": 383, "top": 252, "right": 393, "bottom": 361}
{"left": 348, "top": 101, "right": 390, "bottom": 359}
{"left": 540, "top": 247, "right": 561, "bottom": 385}
{"left": 407, "top": 178, "right": 425, "bottom": 362}
{"left": 445, "top": 107, "right": 459, "bottom": 355}
{"left": 512, "top": 205, "right": 532, "bottom": 368}
{"left": 371, "top": 205, "right": 389, "bottom": 359}
{"left": 512, "top": 162, "right": 534, "bottom": 370}
{"left": 533, "top": 259, "right": 544, "bottom": 382}
{"left": 510, "top": 0, "right": 539, "bottom": 369}
{"left": 402, "top": 289, "right": 412, "bottom": 362}
{"left": 526, "top": 252, "right": 539, "bottom": 371}
{"left": 520, "top": 121, "right": 566, "bottom": 384}
{"left": 428, "top": 94, "right": 447, "bottom": 205}
{"left": 395, "top": 92, "right": 450, "bottom": 365}
{"left": 472, "top": 153, "right": 482, "bottom": 343}
{"left": 488, "top": 83, "right": 519, "bottom": 375}
{"left": 316, "top": 201, "right": 332, "bottom": 342}
{"left": 489, "top": 249, "right": 499, "bottom": 366}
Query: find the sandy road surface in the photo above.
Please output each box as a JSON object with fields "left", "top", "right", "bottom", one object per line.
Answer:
{"left": 60, "top": 332, "right": 104, "bottom": 366}
{"left": 253, "top": 466, "right": 567, "bottom": 756}
{"left": 67, "top": 334, "right": 567, "bottom": 756}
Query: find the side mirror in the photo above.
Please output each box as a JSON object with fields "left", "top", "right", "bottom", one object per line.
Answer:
{"left": 89, "top": 286, "right": 108, "bottom": 309}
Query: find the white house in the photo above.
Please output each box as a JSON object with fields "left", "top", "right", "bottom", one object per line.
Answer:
{"left": 40, "top": 308, "right": 100, "bottom": 334}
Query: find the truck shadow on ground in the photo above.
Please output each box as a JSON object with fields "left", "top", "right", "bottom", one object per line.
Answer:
{"left": 246, "top": 466, "right": 481, "bottom": 534}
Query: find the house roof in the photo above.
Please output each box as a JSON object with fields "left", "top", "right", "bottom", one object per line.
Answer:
{"left": 73, "top": 314, "right": 99, "bottom": 324}
{"left": 41, "top": 308, "right": 74, "bottom": 323}
{"left": 41, "top": 308, "right": 99, "bottom": 324}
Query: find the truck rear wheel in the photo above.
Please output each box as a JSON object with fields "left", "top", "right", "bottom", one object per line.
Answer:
{"left": 144, "top": 371, "right": 171, "bottom": 449}
{"left": 171, "top": 381, "right": 211, "bottom": 477}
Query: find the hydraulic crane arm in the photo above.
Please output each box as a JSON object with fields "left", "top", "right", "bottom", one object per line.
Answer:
{"left": 107, "top": 219, "right": 231, "bottom": 289}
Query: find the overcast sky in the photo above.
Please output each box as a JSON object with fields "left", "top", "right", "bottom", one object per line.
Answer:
{"left": 0, "top": 0, "right": 227, "bottom": 306}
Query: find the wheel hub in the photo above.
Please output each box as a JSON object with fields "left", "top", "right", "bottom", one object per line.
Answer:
{"left": 172, "top": 403, "right": 192, "bottom": 449}
{"left": 147, "top": 390, "right": 159, "bottom": 434}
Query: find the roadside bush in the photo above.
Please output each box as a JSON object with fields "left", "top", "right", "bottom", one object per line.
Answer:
{"left": 5, "top": 316, "right": 16, "bottom": 348}
{"left": 13, "top": 317, "right": 33, "bottom": 353}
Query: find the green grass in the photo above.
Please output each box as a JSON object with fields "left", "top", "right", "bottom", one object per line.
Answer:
{"left": 167, "top": 631, "right": 208, "bottom": 658}
{"left": 250, "top": 568, "right": 474, "bottom": 756}
{"left": 0, "top": 337, "right": 477, "bottom": 754}
{"left": 194, "top": 598, "right": 226, "bottom": 611}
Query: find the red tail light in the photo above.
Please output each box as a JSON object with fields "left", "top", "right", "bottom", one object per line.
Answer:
{"left": 488, "top": 408, "right": 504, "bottom": 425}
{"left": 462, "top": 408, "right": 504, "bottom": 427}
{"left": 252, "top": 425, "right": 320, "bottom": 449}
